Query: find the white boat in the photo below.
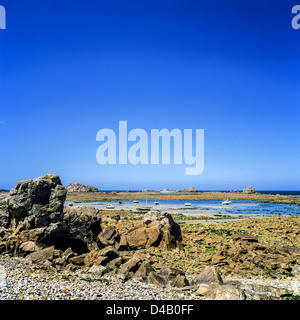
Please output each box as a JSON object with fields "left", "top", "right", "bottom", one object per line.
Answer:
{"left": 222, "top": 200, "right": 232, "bottom": 205}
{"left": 106, "top": 204, "right": 115, "bottom": 209}
{"left": 136, "top": 195, "right": 152, "bottom": 212}
{"left": 133, "top": 200, "right": 139, "bottom": 203}
{"left": 136, "top": 206, "right": 152, "bottom": 212}
{"left": 154, "top": 201, "right": 159, "bottom": 205}
{"left": 185, "top": 203, "right": 192, "bottom": 206}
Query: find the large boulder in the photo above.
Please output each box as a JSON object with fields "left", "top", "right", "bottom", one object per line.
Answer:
{"left": 29, "top": 246, "right": 55, "bottom": 265}
{"left": 6, "top": 175, "right": 67, "bottom": 232}
{"left": 66, "top": 183, "right": 98, "bottom": 193}
{"left": 126, "top": 227, "right": 148, "bottom": 249}
{"left": 143, "top": 211, "right": 182, "bottom": 249}
{"left": 19, "top": 241, "right": 48, "bottom": 255}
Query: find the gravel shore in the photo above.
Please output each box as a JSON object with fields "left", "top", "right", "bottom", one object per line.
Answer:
{"left": 1, "top": 254, "right": 299, "bottom": 300}
{"left": 0, "top": 255, "right": 201, "bottom": 300}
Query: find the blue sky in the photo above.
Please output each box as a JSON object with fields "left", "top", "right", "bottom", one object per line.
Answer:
{"left": 0, "top": 0, "right": 299, "bottom": 190}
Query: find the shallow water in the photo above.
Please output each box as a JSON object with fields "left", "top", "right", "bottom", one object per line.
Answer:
{"left": 67, "top": 199, "right": 300, "bottom": 216}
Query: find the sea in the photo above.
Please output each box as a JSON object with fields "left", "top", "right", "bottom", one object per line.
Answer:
{"left": 99, "top": 190, "right": 300, "bottom": 196}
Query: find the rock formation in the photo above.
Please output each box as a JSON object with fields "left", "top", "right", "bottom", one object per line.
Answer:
{"left": 6, "top": 174, "right": 67, "bottom": 235}
{"left": 1, "top": 175, "right": 101, "bottom": 254}
{"left": 161, "top": 188, "right": 175, "bottom": 193}
{"left": 187, "top": 187, "right": 198, "bottom": 192}
{"left": 0, "top": 175, "right": 184, "bottom": 288}
{"left": 66, "top": 183, "right": 98, "bottom": 193}
{"left": 96, "top": 210, "right": 183, "bottom": 251}
{"left": 243, "top": 186, "right": 256, "bottom": 194}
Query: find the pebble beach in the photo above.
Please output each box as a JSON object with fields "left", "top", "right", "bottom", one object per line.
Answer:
{"left": 1, "top": 254, "right": 300, "bottom": 300}
{"left": 0, "top": 255, "right": 201, "bottom": 300}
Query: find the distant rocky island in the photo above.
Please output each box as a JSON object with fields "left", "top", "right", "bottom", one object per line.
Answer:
{"left": 65, "top": 185, "right": 257, "bottom": 194}
{"left": 66, "top": 183, "right": 99, "bottom": 193}
{"left": 243, "top": 186, "right": 256, "bottom": 194}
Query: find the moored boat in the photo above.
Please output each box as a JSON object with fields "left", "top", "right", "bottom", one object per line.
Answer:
{"left": 136, "top": 206, "right": 152, "bottom": 212}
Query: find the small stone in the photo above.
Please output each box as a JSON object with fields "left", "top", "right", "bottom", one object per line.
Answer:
{"left": 88, "top": 265, "right": 109, "bottom": 276}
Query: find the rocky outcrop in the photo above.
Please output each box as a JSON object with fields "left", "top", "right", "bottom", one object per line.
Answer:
{"left": 143, "top": 211, "right": 182, "bottom": 249}
{"left": 66, "top": 183, "right": 98, "bottom": 193}
{"left": 96, "top": 211, "right": 183, "bottom": 251}
{"left": 1, "top": 175, "right": 102, "bottom": 255}
{"left": 187, "top": 187, "right": 198, "bottom": 192}
{"left": 243, "top": 186, "right": 256, "bottom": 194}
{"left": 161, "top": 188, "right": 175, "bottom": 193}
{"left": 0, "top": 175, "right": 185, "bottom": 289}
{"left": 117, "top": 211, "right": 183, "bottom": 250}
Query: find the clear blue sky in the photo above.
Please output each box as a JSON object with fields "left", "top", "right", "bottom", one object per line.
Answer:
{"left": 0, "top": 0, "right": 299, "bottom": 190}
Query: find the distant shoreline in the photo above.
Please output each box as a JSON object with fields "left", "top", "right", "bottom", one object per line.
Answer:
{"left": 2, "top": 189, "right": 300, "bottom": 196}
{"left": 66, "top": 190, "right": 300, "bottom": 203}
{"left": 2, "top": 189, "right": 300, "bottom": 203}
{"left": 97, "top": 190, "right": 300, "bottom": 196}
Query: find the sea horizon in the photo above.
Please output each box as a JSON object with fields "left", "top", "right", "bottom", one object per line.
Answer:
{"left": 96, "top": 190, "right": 300, "bottom": 196}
